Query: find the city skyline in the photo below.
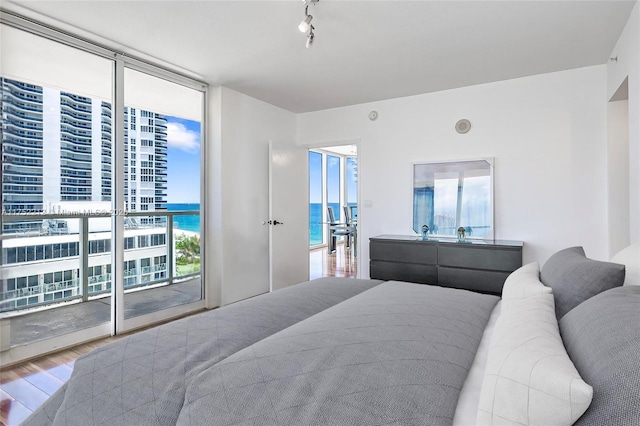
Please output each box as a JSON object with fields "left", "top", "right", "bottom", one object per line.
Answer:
{"left": 1, "top": 77, "right": 202, "bottom": 217}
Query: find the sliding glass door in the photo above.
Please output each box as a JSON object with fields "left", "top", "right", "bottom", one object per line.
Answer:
{"left": 0, "top": 16, "right": 207, "bottom": 362}
{"left": 1, "top": 23, "right": 115, "bottom": 353}
{"left": 120, "top": 67, "right": 204, "bottom": 330}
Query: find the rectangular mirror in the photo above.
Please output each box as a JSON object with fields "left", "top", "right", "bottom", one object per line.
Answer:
{"left": 413, "top": 159, "right": 494, "bottom": 239}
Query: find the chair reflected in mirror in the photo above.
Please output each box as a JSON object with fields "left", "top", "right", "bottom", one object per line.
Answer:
{"left": 327, "top": 206, "right": 356, "bottom": 256}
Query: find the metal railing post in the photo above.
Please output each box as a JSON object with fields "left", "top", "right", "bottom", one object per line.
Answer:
{"left": 80, "top": 217, "right": 89, "bottom": 302}
{"left": 167, "top": 214, "right": 174, "bottom": 284}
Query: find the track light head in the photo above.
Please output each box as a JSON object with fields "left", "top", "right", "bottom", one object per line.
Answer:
{"left": 306, "top": 30, "right": 314, "bottom": 48}
{"left": 298, "top": 14, "right": 313, "bottom": 33}
{"left": 299, "top": 0, "right": 319, "bottom": 47}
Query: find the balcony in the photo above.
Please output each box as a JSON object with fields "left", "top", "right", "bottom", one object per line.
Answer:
{"left": 2, "top": 90, "right": 43, "bottom": 106}
{"left": 0, "top": 210, "right": 202, "bottom": 354}
{"left": 2, "top": 80, "right": 43, "bottom": 95}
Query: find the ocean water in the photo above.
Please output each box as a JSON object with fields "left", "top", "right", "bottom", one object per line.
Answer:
{"left": 167, "top": 203, "right": 201, "bottom": 233}
{"left": 168, "top": 203, "right": 360, "bottom": 243}
{"left": 309, "top": 203, "right": 356, "bottom": 246}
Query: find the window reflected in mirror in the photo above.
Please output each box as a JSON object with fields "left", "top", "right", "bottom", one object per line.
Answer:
{"left": 413, "top": 159, "right": 493, "bottom": 239}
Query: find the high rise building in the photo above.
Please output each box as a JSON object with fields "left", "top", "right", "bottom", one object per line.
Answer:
{"left": 123, "top": 107, "right": 168, "bottom": 225}
{"left": 1, "top": 78, "right": 44, "bottom": 232}
{"left": 1, "top": 78, "right": 168, "bottom": 224}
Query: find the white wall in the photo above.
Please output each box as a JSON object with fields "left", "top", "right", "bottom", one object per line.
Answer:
{"left": 297, "top": 66, "right": 609, "bottom": 275}
{"left": 608, "top": 1, "right": 640, "bottom": 247}
{"left": 206, "top": 87, "right": 296, "bottom": 306}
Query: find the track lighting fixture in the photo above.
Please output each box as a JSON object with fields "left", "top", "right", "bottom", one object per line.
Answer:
{"left": 299, "top": 0, "right": 319, "bottom": 47}
{"left": 298, "top": 10, "right": 313, "bottom": 33}
{"left": 306, "top": 27, "right": 315, "bottom": 48}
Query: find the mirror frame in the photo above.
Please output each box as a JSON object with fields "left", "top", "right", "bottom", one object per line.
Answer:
{"left": 412, "top": 158, "right": 494, "bottom": 240}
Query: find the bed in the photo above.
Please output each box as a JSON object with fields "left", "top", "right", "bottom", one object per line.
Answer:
{"left": 24, "top": 245, "right": 640, "bottom": 426}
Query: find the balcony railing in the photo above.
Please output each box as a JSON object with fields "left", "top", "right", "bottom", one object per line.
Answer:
{"left": 1, "top": 279, "right": 79, "bottom": 301}
{"left": 1, "top": 210, "right": 201, "bottom": 314}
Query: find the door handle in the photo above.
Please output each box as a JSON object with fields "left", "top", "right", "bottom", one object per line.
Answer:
{"left": 272, "top": 220, "right": 283, "bottom": 225}
{"left": 264, "top": 220, "right": 283, "bottom": 225}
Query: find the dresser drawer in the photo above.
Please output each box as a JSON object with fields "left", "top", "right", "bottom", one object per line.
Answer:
{"left": 438, "top": 267, "right": 509, "bottom": 295}
{"left": 370, "top": 241, "right": 437, "bottom": 264}
{"left": 438, "top": 245, "right": 521, "bottom": 272}
{"left": 370, "top": 261, "right": 437, "bottom": 285}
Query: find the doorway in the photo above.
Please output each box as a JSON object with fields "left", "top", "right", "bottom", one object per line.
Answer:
{"left": 308, "top": 145, "right": 358, "bottom": 279}
{"left": 607, "top": 77, "right": 630, "bottom": 256}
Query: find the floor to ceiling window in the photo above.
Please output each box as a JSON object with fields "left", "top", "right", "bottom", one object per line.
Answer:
{"left": 309, "top": 151, "right": 323, "bottom": 246}
{"left": 0, "top": 16, "right": 207, "bottom": 363}
{"left": 346, "top": 156, "right": 358, "bottom": 220}
{"left": 1, "top": 23, "right": 115, "bottom": 350}
{"left": 308, "top": 145, "right": 358, "bottom": 279}
{"left": 121, "top": 68, "right": 203, "bottom": 325}
{"left": 326, "top": 154, "right": 341, "bottom": 222}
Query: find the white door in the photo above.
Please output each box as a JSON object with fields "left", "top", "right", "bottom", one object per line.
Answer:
{"left": 269, "top": 141, "right": 310, "bottom": 291}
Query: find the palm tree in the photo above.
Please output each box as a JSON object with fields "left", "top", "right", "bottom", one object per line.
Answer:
{"left": 176, "top": 234, "right": 200, "bottom": 264}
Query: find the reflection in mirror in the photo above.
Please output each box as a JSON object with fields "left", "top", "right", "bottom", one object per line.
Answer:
{"left": 413, "top": 159, "right": 493, "bottom": 239}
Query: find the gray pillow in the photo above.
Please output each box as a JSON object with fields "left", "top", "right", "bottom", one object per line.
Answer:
{"left": 560, "top": 286, "right": 640, "bottom": 426}
{"left": 541, "top": 247, "right": 625, "bottom": 319}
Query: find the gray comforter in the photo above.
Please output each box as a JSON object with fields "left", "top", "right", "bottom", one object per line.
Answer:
{"left": 26, "top": 279, "right": 499, "bottom": 426}
{"left": 24, "top": 278, "right": 382, "bottom": 425}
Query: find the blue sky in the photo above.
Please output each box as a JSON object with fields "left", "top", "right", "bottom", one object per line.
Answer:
{"left": 166, "top": 116, "right": 201, "bottom": 204}
{"left": 309, "top": 152, "right": 322, "bottom": 203}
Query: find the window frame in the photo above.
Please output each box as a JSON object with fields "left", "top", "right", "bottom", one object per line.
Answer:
{"left": 0, "top": 11, "right": 209, "bottom": 343}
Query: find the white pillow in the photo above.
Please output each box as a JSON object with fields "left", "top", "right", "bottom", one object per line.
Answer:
{"left": 501, "top": 262, "right": 551, "bottom": 301}
{"left": 611, "top": 243, "right": 640, "bottom": 286}
{"left": 477, "top": 294, "right": 593, "bottom": 426}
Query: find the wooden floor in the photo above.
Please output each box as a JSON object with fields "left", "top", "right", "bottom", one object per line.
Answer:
{"left": 309, "top": 243, "right": 357, "bottom": 280}
{"left": 0, "top": 336, "right": 119, "bottom": 425}
{"left": 0, "top": 245, "right": 356, "bottom": 425}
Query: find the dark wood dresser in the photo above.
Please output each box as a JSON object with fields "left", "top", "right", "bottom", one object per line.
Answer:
{"left": 369, "top": 235, "right": 523, "bottom": 295}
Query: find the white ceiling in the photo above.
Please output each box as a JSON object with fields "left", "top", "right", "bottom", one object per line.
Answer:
{"left": 2, "top": 1, "right": 636, "bottom": 113}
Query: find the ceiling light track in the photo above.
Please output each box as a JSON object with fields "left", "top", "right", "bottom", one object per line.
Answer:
{"left": 299, "top": 0, "right": 319, "bottom": 48}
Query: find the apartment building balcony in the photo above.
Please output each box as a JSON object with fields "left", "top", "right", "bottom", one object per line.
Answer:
{"left": 60, "top": 144, "right": 92, "bottom": 154}
{"left": 60, "top": 119, "right": 92, "bottom": 131}
{"left": 2, "top": 136, "right": 43, "bottom": 147}
{"left": 1, "top": 91, "right": 43, "bottom": 106}
{"left": 3, "top": 118, "right": 43, "bottom": 130}
{"left": 0, "top": 210, "right": 202, "bottom": 353}
{"left": 3, "top": 128, "right": 44, "bottom": 140}
{"left": 2, "top": 79, "right": 42, "bottom": 93}
{"left": 2, "top": 149, "right": 42, "bottom": 160}
{"left": 60, "top": 154, "right": 92, "bottom": 164}
{"left": 2, "top": 106, "right": 42, "bottom": 121}
{"left": 59, "top": 103, "right": 91, "bottom": 117}
{"left": 60, "top": 128, "right": 93, "bottom": 140}
{"left": 2, "top": 188, "right": 43, "bottom": 196}
{"left": 3, "top": 159, "right": 43, "bottom": 168}
{"left": 59, "top": 163, "right": 92, "bottom": 173}
{"left": 1, "top": 98, "right": 42, "bottom": 112}
{"left": 3, "top": 280, "right": 201, "bottom": 348}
